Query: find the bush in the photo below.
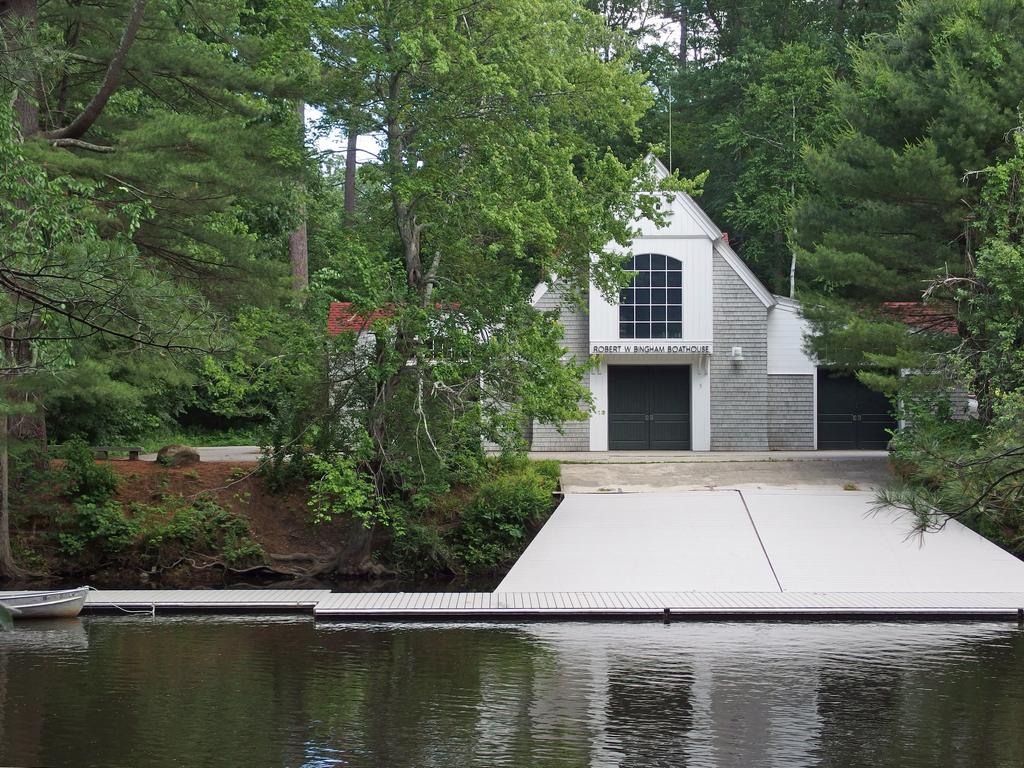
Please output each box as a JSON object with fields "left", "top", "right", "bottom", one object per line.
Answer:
{"left": 307, "top": 453, "right": 385, "bottom": 527}
{"left": 57, "top": 500, "right": 140, "bottom": 557}
{"left": 59, "top": 436, "right": 118, "bottom": 503}
{"left": 455, "top": 466, "right": 558, "bottom": 569}
{"left": 142, "top": 497, "right": 265, "bottom": 567}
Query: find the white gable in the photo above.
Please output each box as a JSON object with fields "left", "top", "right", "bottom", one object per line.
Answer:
{"left": 633, "top": 155, "right": 723, "bottom": 240}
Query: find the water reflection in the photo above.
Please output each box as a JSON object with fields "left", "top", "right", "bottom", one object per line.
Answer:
{"left": 0, "top": 618, "right": 1020, "bottom": 767}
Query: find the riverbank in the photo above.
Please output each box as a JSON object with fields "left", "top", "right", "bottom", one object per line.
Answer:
{"left": 10, "top": 453, "right": 561, "bottom": 590}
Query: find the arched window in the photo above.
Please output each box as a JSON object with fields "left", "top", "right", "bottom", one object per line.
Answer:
{"left": 619, "top": 253, "right": 683, "bottom": 339}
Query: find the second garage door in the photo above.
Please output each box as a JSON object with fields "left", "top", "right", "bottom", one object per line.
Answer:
{"left": 817, "top": 370, "right": 898, "bottom": 449}
{"left": 608, "top": 365, "right": 691, "bottom": 450}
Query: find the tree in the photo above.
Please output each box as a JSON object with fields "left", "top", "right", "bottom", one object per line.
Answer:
{"left": 878, "top": 134, "right": 1024, "bottom": 550}
{"left": 796, "top": 0, "right": 1024, "bottom": 396}
{"left": 713, "top": 43, "right": 839, "bottom": 293}
{"left": 0, "top": 98, "right": 215, "bottom": 579}
{"left": 1, "top": 0, "right": 321, "bottom": 456}
{"left": 1, "top": 0, "right": 314, "bottom": 304}
{"left": 794, "top": 0, "right": 1024, "bottom": 544}
{"left": 278, "top": 0, "right": 680, "bottom": 567}
{"left": 635, "top": 0, "right": 899, "bottom": 292}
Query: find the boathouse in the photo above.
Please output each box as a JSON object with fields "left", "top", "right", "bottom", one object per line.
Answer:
{"left": 528, "top": 157, "right": 896, "bottom": 452}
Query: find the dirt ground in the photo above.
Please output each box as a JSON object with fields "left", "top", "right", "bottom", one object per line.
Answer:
{"left": 104, "top": 459, "right": 333, "bottom": 560}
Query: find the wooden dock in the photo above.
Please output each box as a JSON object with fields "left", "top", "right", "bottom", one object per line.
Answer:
{"left": 81, "top": 589, "right": 1024, "bottom": 620}
{"left": 84, "top": 589, "right": 330, "bottom": 614}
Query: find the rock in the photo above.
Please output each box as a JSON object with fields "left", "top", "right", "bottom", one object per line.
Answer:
{"left": 156, "top": 444, "right": 201, "bottom": 467}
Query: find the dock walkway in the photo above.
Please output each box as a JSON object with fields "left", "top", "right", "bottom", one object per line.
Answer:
{"left": 81, "top": 588, "right": 1024, "bottom": 620}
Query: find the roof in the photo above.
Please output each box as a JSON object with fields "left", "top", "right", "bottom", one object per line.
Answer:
{"left": 327, "top": 301, "right": 461, "bottom": 335}
{"left": 646, "top": 153, "right": 775, "bottom": 309}
{"left": 327, "top": 302, "right": 395, "bottom": 335}
{"left": 881, "top": 301, "right": 959, "bottom": 335}
{"left": 714, "top": 240, "right": 776, "bottom": 309}
{"left": 646, "top": 153, "right": 723, "bottom": 241}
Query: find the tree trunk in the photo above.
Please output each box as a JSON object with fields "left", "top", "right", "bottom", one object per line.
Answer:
{"left": 678, "top": 4, "right": 688, "bottom": 66}
{"left": 344, "top": 127, "right": 358, "bottom": 218}
{"left": 289, "top": 101, "right": 308, "bottom": 293}
{"left": 289, "top": 221, "right": 308, "bottom": 292}
{"left": 1, "top": 0, "right": 40, "bottom": 138}
{"left": 44, "top": 0, "right": 147, "bottom": 141}
{"left": 0, "top": 412, "right": 24, "bottom": 582}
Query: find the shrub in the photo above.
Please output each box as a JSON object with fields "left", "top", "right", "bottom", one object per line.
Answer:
{"left": 57, "top": 500, "right": 140, "bottom": 557}
{"left": 59, "top": 436, "right": 118, "bottom": 503}
{"left": 307, "top": 454, "right": 385, "bottom": 527}
{"left": 142, "top": 497, "right": 265, "bottom": 567}
{"left": 455, "top": 466, "right": 557, "bottom": 569}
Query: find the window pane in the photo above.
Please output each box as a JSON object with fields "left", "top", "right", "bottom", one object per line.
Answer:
{"left": 635, "top": 253, "right": 650, "bottom": 270}
{"left": 667, "top": 288, "right": 682, "bottom": 304}
{"left": 668, "top": 270, "right": 682, "bottom": 287}
{"left": 621, "top": 288, "right": 633, "bottom": 305}
{"left": 623, "top": 256, "right": 635, "bottom": 271}
{"left": 635, "top": 271, "right": 650, "bottom": 288}
{"left": 652, "top": 306, "right": 666, "bottom": 321}
{"left": 635, "top": 288, "right": 650, "bottom": 304}
{"left": 667, "top": 305, "right": 681, "bottom": 321}
{"left": 636, "top": 306, "right": 650, "bottom": 321}
{"left": 651, "top": 288, "right": 666, "bottom": 304}
{"left": 651, "top": 271, "right": 666, "bottom": 287}
{"left": 667, "top": 322, "right": 682, "bottom": 338}
{"left": 651, "top": 253, "right": 666, "bottom": 270}
{"left": 620, "top": 306, "right": 634, "bottom": 321}
{"left": 652, "top": 323, "right": 667, "bottom": 339}
{"left": 619, "top": 322, "right": 634, "bottom": 339}
{"left": 634, "top": 322, "right": 651, "bottom": 338}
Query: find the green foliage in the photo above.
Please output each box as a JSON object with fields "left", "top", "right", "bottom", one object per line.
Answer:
{"left": 10, "top": 539, "right": 45, "bottom": 572}
{"left": 49, "top": 487, "right": 264, "bottom": 568}
{"left": 292, "top": 0, "right": 674, "bottom": 523}
{"left": 957, "top": 134, "right": 1024, "bottom": 419}
{"left": 797, "top": 0, "right": 1024, "bottom": 375}
{"left": 873, "top": 120, "right": 1024, "bottom": 546}
{"left": 454, "top": 465, "right": 559, "bottom": 569}
{"left": 59, "top": 438, "right": 119, "bottom": 504}
{"left": 307, "top": 453, "right": 385, "bottom": 528}
{"left": 640, "top": 0, "right": 900, "bottom": 293}
{"left": 142, "top": 498, "right": 265, "bottom": 568}
{"left": 57, "top": 501, "right": 140, "bottom": 558}
{"left": 881, "top": 400, "right": 1024, "bottom": 556}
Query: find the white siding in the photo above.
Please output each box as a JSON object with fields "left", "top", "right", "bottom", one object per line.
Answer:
{"left": 767, "top": 300, "right": 816, "bottom": 375}
{"left": 589, "top": 237, "right": 714, "bottom": 346}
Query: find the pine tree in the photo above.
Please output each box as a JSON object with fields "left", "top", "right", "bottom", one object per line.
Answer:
{"left": 636, "top": 0, "right": 900, "bottom": 292}
{"left": 796, "top": 0, "right": 1024, "bottom": 392}
{"left": 3, "top": 0, "right": 316, "bottom": 307}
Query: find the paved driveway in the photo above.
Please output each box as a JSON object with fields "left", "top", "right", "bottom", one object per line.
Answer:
{"left": 140, "top": 445, "right": 261, "bottom": 462}
{"left": 559, "top": 455, "right": 891, "bottom": 492}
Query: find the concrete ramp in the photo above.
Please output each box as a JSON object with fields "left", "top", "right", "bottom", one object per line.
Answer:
{"left": 497, "top": 490, "right": 1024, "bottom": 595}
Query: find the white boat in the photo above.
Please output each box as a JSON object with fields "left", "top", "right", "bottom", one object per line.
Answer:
{"left": 0, "top": 587, "right": 89, "bottom": 619}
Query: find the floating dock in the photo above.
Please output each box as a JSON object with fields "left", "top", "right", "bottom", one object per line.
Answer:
{"left": 80, "top": 589, "right": 1024, "bottom": 620}
{"left": 80, "top": 489, "right": 1024, "bottom": 621}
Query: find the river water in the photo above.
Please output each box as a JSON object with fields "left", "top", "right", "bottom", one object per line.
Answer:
{"left": 1, "top": 617, "right": 1022, "bottom": 767}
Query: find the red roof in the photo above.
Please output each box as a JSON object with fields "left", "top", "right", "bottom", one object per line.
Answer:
{"left": 880, "top": 301, "right": 959, "bottom": 335}
{"left": 327, "top": 302, "right": 395, "bottom": 335}
{"left": 327, "top": 301, "right": 461, "bottom": 336}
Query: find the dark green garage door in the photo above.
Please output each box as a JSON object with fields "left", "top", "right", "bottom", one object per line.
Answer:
{"left": 608, "top": 366, "right": 691, "bottom": 450}
{"left": 817, "top": 370, "right": 898, "bottom": 450}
